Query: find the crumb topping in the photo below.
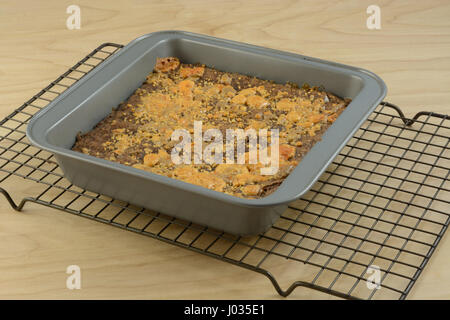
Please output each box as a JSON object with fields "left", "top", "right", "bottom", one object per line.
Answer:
{"left": 72, "top": 57, "right": 350, "bottom": 198}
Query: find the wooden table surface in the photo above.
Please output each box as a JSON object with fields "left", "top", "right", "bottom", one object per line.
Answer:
{"left": 0, "top": 0, "right": 449, "bottom": 299}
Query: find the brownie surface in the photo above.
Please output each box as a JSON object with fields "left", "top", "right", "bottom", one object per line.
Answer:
{"left": 72, "top": 57, "right": 350, "bottom": 198}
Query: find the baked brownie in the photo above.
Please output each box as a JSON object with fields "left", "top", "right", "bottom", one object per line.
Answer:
{"left": 72, "top": 57, "right": 350, "bottom": 198}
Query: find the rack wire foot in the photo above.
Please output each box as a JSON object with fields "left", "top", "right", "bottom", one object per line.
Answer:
{"left": 257, "top": 268, "right": 360, "bottom": 299}
{"left": 381, "top": 101, "right": 448, "bottom": 126}
{"left": 0, "top": 187, "right": 33, "bottom": 212}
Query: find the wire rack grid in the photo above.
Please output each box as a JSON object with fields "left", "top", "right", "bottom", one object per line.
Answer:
{"left": 0, "top": 43, "right": 449, "bottom": 300}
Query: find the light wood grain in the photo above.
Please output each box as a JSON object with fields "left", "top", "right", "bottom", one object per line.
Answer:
{"left": 0, "top": 0, "right": 449, "bottom": 299}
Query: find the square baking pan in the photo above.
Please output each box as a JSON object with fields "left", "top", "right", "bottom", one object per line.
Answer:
{"left": 26, "top": 31, "right": 387, "bottom": 235}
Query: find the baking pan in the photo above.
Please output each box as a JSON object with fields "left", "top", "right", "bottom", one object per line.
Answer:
{"left": 26, "top": 31, "right": 387, "bottom": 235}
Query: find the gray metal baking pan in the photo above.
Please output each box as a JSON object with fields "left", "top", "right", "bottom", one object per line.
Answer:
{"left": 26, "top": 31, "right": 387, "bottom": 235}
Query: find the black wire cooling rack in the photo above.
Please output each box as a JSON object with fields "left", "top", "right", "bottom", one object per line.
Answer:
{"left": 0, "top": 43, "right": 449, "bottom": 300}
